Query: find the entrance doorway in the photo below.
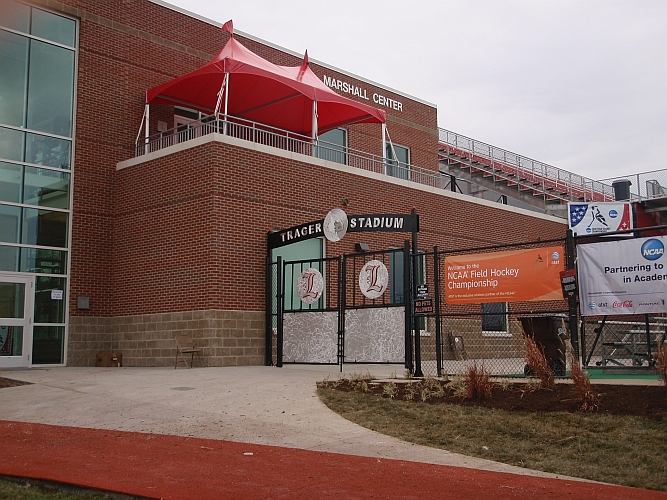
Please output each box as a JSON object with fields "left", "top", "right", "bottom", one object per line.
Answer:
{"left": 0, "top": 274, "right": 34, "bottom": 368}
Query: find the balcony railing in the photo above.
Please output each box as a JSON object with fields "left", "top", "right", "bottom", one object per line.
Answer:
{"left": 135, "top": 114, "right": 450, "bottom": 190}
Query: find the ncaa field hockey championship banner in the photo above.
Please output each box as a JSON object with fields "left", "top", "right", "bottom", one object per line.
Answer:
{"left": 578, "top": 236, "right": 667, "bottom": 316}
{"left": 445, "top": 246, "right": 564, "bottom": 304}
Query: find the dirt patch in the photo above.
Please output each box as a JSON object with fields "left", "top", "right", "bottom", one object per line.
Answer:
{"left": 0, "top": 377, "right": 31, "bottom": 389}
{"left": 319, "top": 379, "right": 667, "bottom": 420}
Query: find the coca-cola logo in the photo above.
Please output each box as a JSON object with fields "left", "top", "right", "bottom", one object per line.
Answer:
{"left": 612, "top": 300, "right": 633, "bottom": 309}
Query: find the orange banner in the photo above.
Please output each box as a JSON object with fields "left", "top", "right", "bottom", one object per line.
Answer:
{"left": 445, "top": 246, "right": 565, "bottom": 304}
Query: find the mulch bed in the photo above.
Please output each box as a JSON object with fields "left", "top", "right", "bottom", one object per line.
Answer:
{"left": 0, "top": 377, "right": 31, "bottom": 389}
{"left": 320, "top": 379, "right": 667, "bottom": 420}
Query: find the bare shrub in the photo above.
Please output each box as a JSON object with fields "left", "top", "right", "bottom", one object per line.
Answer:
{"left": 449, "top": 375, "right": 467, "bottom": 397}
{"left": 349, "top": 371, "right": 375, "bottom": 393}
{"left": 566, "top": 341, "right": 599, "bottom": 412}
{"left": 524, "top": 334, "right": 554, "bottom": 390}
{"left": 656, "top": 339, "right": 667, "bottom": 386}
{"left": 463, "top": 362, "right": 492, "bottom": 400}
{"left": 404, "top": 382, "right": 419, "bottom": 401}
{"left": 382, "top": 381, "right": 398, "bottom": 399}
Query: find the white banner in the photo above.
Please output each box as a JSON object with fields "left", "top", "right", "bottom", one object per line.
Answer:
{"left": 568, "top": 202, "right": 632, "bottom": 235}
{"left": 578, "top": 236, "right": 667, "bottom": 316}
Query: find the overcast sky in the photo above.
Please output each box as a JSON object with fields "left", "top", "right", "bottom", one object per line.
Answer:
{"left": 162, "top": 0, "right": 666, "bottom": 182}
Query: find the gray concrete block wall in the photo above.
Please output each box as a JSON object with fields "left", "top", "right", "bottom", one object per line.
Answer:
{"left": 67, "top": 310, "right": 265, "bottom": 367}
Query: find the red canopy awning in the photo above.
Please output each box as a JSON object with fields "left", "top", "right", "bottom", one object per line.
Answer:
{"left": 146, "top": 37, "right": 386, "bottom": 136}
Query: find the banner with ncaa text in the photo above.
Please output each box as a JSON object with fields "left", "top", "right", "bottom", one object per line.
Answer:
{"left": 445, "top": 246, "right": 564, "bottom": 304}
{"left": 577, "top": 236, "right": 667, "bottom": 316}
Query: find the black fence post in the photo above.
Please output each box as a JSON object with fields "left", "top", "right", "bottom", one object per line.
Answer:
{"left": 645, "top": 313, "right": 652, "bottom": 365}
{"left": 265, "top": 256, "right": 273, "bottom": 366}
{"left": 403, "top": 239, "right": 413, "bottom": 373}
{"left": 566, "top": 229, "right": 580, "bottom": 360}
{"left": 276, "top": 256, "right": 283, "bottom": 368}
{"left": 433, "top": 246, "right": 442, "bottom": 378}
{"left": 412, "top": 209, "right": 423, "bottom": 377}
{"left": 339, "top": 256, "right": 347, "bottom": 372}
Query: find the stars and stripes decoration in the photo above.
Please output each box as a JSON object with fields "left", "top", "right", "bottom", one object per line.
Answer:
{"left": 568, "top": 202, "right": 632, "bottom": 234}
{"left": 569, "top": 204, "right": 588, "bottom": 228}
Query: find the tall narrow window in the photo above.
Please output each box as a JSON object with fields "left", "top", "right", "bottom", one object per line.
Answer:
{"left": 385, "top": 143, "right": 409, "bottom": 180}
{"left": 0, "top": 2, "right": 76, "bottom": 367}
{"left": 316, "top": 128, "right": 347, "bottom": 165}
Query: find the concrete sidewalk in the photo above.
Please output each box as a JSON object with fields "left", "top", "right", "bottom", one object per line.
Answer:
{"left": 0, "top": 364, "right": 568, "bottom": 479}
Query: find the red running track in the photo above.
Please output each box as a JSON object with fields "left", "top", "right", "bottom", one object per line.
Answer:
{"left": 0, "top": 421, "right": 664, "bottom": 499}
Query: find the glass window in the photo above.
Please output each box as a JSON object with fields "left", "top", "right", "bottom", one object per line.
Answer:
{"left": 481, "top": 302, "right": 508, "bottom": 334}
{"left": 0, "top": 162, "right": 23, "bottom": 202}
{"left": 23, "top": 166, "right": 70, "bottom": 208}
{"left": 22, "top": 208, "right": 68, "bottom": 248}
{"left": 34, "top": 276, "right": 65, "bottom": 323}
{"left": 32, "top": 325, "right": 64, "bottom": 364}
{"left": 0, "top": 326, "right": 23, "bottom": 356}
{"left": 0, "top": 204, "right": 21, "bottom": 243}
{"left": 389, "top": 250, "right": 404, "bottom": 304}
{"left": 0, "top": 1, "right": 30, "bottom": 33}
{"left": 0, "top": 31, "right": 29, "bottom": 127}
{"left": 316, "top": 128, "right": 347, "bottom": 165}
{"left": 20, "top": 247, "right": 67, "bottom": 274}
{"left": 0, "top": 126, "right": 25, "bottom": 162}
{"left": 25, "top": 133, "right": 71, "bottom": 169}
{"left": 386, "top": 143, "right": 410, "bottom": 180}
{"left": 31, "top": 9, "right": 75, "bottom": 48}
{"left": 0, "top": 282, "right": 24, "bottom": 318}
{"left": 27, "top": 40, "right": 74, "bottom": 137}
{"left": 0, "top": 245, "right": 19, "bottom": 271}
{"left": 272, "top": 238, "right": 324, "bottom": 310}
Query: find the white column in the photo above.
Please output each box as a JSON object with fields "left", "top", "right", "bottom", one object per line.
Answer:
{"left": 381, "top": 123, "right": 387, "bottom": 175}
{"left": 223, "top": 73, "right": 229, "bottom": 135}
{"left": 145, "top": 104, "right": 150, "bottom": 153}
{"left": 311, "top": 101, "right": 318, "bottom": 156}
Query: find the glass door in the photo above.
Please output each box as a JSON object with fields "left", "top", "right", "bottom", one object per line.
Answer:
{"left": 0, "top": 274, "right": 33, "bottom": 368}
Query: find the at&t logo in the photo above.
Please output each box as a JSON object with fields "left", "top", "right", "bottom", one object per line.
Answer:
{"left": 641, "top": 238, "right": 664, "bottom": 261}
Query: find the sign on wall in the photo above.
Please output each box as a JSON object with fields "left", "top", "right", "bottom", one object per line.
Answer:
{"left": 445, "top": 246, "right": 565, "bottom": 304}
{"left": 268, "top": 209, "right": 419, "bottom": 249}
{"left": 577, "top": 236, "right": 667, "bottom": 316}
{"left": 568, "top": 202, "right": 632, "bottom": 235}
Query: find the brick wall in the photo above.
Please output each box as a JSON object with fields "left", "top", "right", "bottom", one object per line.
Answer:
{"left": 113, "top": 136, "right": 566, "bottom": 316}
{"left": 26, "top": 0, "right": 566, "bottom": 367}
{"left": 68, "top": 310, "right": 264, "bottom": 367}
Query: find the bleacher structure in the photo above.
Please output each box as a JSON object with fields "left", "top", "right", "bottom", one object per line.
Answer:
{"left": 438, "top": 128, "right": 667, "bottom": 216}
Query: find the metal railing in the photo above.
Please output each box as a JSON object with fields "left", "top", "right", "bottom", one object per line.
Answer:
{"left": 598, "top": 169, "right": 667, "bottom": 201}
{"left": 438, "top": 128, "right": 616, "bottom": 203}
{"left": 136, "top": 114, "right": 451, "bottom": 190}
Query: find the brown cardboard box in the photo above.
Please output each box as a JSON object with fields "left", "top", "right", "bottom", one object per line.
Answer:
{"left": 95, "top": 352, "right": 122, "bottom": 367}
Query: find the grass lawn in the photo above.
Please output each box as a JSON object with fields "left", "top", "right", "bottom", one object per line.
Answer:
{"left": 0, "top": 477, "right": 139, "bottom": 499}
{"left": 317, "top": 383, "right": 667, "bottom": 491}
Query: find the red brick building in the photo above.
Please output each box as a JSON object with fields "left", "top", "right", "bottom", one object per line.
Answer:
{"left": 0, "top": 0, "right": 566, "bottom": 369}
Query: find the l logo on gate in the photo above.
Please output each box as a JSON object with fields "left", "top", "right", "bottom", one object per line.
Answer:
{"left": 359, "top": 260, "right": 389, "bottom": 299}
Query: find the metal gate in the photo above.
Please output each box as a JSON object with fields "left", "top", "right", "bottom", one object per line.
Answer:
{"left": 267, "top": 246, "right": 412, "bottom": 368}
